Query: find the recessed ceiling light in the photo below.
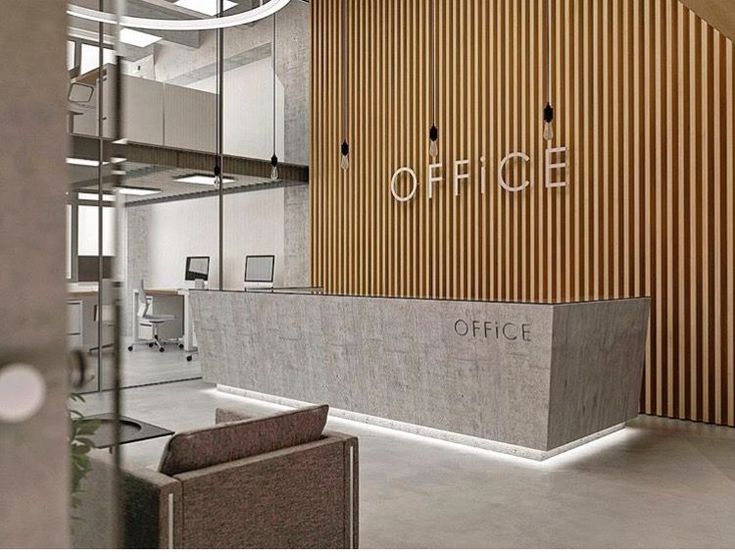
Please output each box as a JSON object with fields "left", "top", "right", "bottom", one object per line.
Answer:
{"left": 119, "top": 28, "right": 162, "bottom": 48}
{"left": 117, "top": 187, "right": 162, "bottom": 196}
{"left": 173, "top": 0, "right": 237, "bottom": 17}
{"left": 175, "top": 174, "right": 235, "bottom": 186}
{"left": 66, "top": 157, "right": 108, "bottom": 167}
{"left": 78, "top": 192, "right": 117, "bottom": 202}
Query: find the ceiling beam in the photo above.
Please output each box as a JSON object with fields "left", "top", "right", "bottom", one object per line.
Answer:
{"left": 69, "top": 135, "right": 309, "bottom": 184}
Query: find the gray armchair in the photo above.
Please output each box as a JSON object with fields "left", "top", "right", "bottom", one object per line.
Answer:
{"left": 73, "top": 405, "right": 359, "bottom": 549}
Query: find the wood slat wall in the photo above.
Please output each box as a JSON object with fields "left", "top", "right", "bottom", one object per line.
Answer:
{"left": 310, "top": 0, "right": 735, "bottom": 427}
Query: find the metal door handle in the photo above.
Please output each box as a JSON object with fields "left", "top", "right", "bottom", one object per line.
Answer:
{"left": 0, "top": 363, "right": 46, "bottom": 423}
{"left": 67, "top": 349, "right": 88, "bottom": 389}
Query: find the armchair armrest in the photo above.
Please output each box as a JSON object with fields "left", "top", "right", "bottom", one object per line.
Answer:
{"left": 72, "top": 451, "right": 182, "bottom": 549}
{"left": 121, "top": 463, "right": 182, "bottom": 548}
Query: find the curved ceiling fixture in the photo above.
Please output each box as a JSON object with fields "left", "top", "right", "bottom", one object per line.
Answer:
{"left": 66, "top": 0, "right": 292, "bottom": 31}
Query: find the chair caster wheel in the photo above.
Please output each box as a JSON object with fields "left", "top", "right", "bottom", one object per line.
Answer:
{"left": 178, "top": 344, "right": 184, "bottom": 349}
{"left": 186, "top": 355, "right": 193, "bottom": 362}
{"left": 159, "top": 347, "right": 165, "bottom": 353}
{"left": 148, "top": 342, "right": 154, "bottom": 348}
{"left": 128, "top": 345, "right": 133, "bottom": 352}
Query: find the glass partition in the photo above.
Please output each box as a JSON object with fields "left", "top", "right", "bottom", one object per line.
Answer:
{"left": 63, "top": 0, "right": 310, "bottom": 546}
{"left": 66, "top": 7, "right": 122, "bottom": 548}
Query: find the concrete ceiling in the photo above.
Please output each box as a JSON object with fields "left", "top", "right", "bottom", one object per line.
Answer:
{"left": 679, "top": 0, "right": 735, "bottom": 43}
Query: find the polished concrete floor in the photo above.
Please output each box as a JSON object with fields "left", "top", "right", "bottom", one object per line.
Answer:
{"left": 76, "top": 380, "right": 735, "bottom": 548}
{"left": 79, "top": 338, "right": 201, "bottom": 392}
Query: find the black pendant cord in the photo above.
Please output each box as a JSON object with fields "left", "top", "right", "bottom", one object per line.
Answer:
{"left": 543, "top": 0, "right": 555, "bottom": 141}
{"left": 430, "top": 0, "right": 435, "bottom": 123}
{"left": 428, "top": 0, "right": 438, "bottom": 158}
{"left": 340, "top": 0, "right": 350, "bottom": 170}
{"left": 271, "top": 13, "right": 279, "bottom": 179}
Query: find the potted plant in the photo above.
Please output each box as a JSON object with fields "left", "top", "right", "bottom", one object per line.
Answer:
{"left": 68, "top": 393, "right": 99, "bottom": 522}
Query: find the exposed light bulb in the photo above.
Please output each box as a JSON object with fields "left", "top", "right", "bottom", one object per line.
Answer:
{"left": 543, "top": 121, "right": 554, "bottom": 141}
{"left": 340, "top": 140, "right": 350, "bottom": 171}
{"left": 429, "top": 124, "right": 439, "bottom": 159}
{"left": 270, "top": 154, "right": 278, "bottom": 181}
{"left": 543, "top": 102, "right": 555, "bottom": 141}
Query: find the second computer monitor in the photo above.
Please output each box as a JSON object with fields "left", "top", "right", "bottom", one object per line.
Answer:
{"left": 244, "top": 255, "right": 275, "bottom": 284}
{"left": 185, "top": 256, "right": 210, "bottom": 281}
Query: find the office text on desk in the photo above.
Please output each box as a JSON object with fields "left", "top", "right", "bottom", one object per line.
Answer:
{"left": 454, "top": 319, "right": 532, "bottom": 342}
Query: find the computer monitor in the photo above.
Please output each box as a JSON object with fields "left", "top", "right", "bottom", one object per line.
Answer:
{"left": 244, "top": 255, "right": 275, "bottom": 285}
{"left": 185, "top": 256, "right": 210, "bottom": 281}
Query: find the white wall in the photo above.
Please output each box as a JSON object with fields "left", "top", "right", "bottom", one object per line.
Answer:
{"left": 152, "top": 1, "right": 309, "bottom": 165}
{"left": 77, "top": 205, "right": 115, "bottom": 256}
{"left": 188, "top": 57, "right": 285, "bottom": 160}
{"left": 145, "top": 188, "right": 285, "bottom": 290}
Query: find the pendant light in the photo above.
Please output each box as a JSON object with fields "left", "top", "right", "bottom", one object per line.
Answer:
{"left": 271, "top": 11, "right": 279, "bottom": 180}
{"left": 428, "top": 0, "right": 438, "bottom": 158}
{"left": 340, "top": 0, "right": 350, "bottom": 171}
{"left": 543, "top": 0, "right": 555, "bottom": 141}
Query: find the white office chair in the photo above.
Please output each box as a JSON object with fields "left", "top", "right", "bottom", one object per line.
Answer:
{"left": 127, "top": 281, "right": 177, "bottom": 353}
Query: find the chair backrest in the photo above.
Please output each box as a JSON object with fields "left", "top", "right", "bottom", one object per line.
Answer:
{"left": 137, "top": 280, "right": 151, "bottom": 319}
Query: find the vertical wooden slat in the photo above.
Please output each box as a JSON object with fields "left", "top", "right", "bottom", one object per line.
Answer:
{"left": 713, "top": 27, "right": 722, "bottom": 423}
{"left": 727, "top": 39, "right": 735, "bottom": 427}
{"left": 654, "top": 0, "right": 664, "bottom": 414}
{"left": 689, "top": 7, "right": 698, "bottom": 419}
{"left": 643, "top": 0, "right": 653, "bottom": 414}
{"left": 701, "top": 18, "right": 711, "bottom": 421}
{"left": 677, "top": 0, "right": 687, "bottom": 418}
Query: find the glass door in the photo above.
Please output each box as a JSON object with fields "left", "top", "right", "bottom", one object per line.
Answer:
{"left": 66, "top": 4, "right": 124, "bottom": 547}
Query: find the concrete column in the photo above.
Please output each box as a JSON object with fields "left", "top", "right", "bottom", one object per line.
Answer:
{"left": 0, "top": 0, "right": 70, "bottom": 547}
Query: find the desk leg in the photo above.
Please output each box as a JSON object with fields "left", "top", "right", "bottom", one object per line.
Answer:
{"left": 183, "top": 292, "right": 193, "bottom": 352}
{"left": 132, "top": 289, "right": 140, "bottom": 343}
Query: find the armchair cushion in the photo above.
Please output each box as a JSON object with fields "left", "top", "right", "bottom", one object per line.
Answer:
{"left": 158, "top": 404, "right": 329, "bottom": 476}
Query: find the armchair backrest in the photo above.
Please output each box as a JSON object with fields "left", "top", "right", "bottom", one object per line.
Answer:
{"left": 158, "top": 405, "right": 329, "bottom": 476}
{"left": 171, "top": 434, "right": 358, "bottom": 548}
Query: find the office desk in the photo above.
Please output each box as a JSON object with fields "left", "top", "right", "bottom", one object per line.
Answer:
{"left": 132, "top": 288, "right": 195, "bottom": 351}
{"left": 191, "top": 290, "right": 650, "bottom": 460}
{"left": 67, "top": 283, "right": 99, "bottom": 296}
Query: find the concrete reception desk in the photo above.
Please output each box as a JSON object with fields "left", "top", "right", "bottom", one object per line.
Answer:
{"left": 190, "top": 291, "right": 650, "bottom": 460}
